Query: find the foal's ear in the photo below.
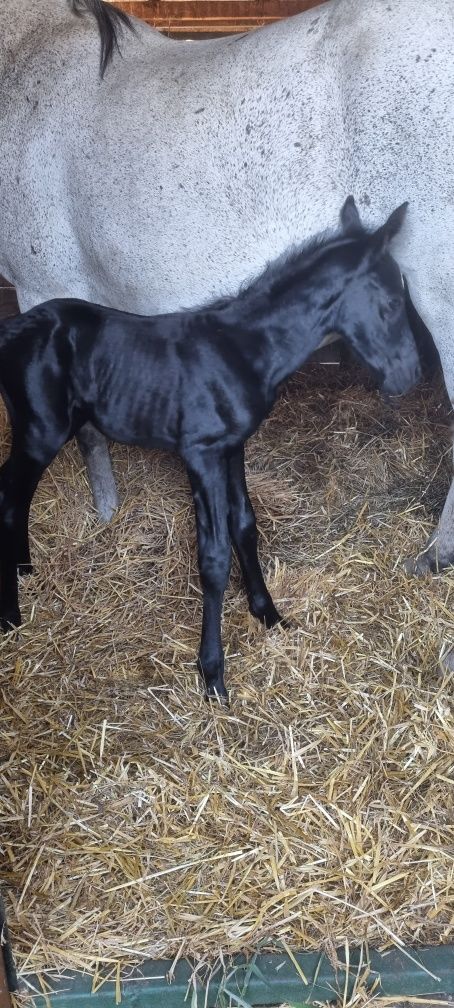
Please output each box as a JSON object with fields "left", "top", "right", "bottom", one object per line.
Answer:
{"left": 371, "top": 202, "right": 409, "bottom": 253}
{"left": 340, "top": 195, "right": 363, "bottom": 234}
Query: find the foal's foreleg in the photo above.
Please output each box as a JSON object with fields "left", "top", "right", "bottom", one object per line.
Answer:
{"left": 227, "top": 447, "right": 287, "bottom": 628}
{"left": 76, "top": 423, "right": 118, "bottom": 522}
{"left": 186, "top": 453, "right": 231, "bottom": 701}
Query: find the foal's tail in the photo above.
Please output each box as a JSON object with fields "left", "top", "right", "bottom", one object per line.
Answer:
{"left": 68, "top": 0, "right": 135, "bottom": 77}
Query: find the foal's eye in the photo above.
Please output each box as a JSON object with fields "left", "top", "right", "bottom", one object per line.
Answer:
{"left": 387, "top": 297, "right": 402, "bottom": 316}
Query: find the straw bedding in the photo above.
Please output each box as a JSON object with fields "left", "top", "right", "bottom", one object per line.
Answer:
{"left": 0, "top": 354, "right": 453, "bottom": 984}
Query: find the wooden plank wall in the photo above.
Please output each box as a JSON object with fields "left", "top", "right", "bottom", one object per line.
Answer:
{"left": 111, "top": 0, "right": 324, "bottom": 35}
{"left": 0, "top": 280, "right": 18, "bottom": 321}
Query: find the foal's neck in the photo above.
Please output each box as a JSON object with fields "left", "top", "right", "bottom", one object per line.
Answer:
{"left": 216, "top": 242, "right": 348, "bottom": 390}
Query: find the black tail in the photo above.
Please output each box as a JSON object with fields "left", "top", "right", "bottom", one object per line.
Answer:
{"left": 69, "top": 0, "right": 135, "bottom": 77}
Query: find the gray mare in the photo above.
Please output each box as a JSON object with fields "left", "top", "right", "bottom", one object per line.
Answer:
{"left": 1, "top": 0, "right": 453, "bottom": 572}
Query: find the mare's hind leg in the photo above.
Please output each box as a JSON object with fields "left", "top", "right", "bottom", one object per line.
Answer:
{"left": 227, "top": 447, "right": 288, "bottom": 628}
{"left": 76, "top": 423, "right": 119, "bottom": 522}
{"left": 0, "top": 450, "right": 50, "bottom": 630}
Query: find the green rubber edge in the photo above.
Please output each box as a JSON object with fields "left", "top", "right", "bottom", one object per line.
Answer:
{"left": 19, "top": 944, "right": 454, "bottom": 1007}
{"left": 0, "top": 890, "right": 18, "bottom": 993}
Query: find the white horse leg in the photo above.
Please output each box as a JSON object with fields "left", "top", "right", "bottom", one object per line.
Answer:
{"left": 405, "top": 448, "right": 454, "bottom": 574}
{"left": 15, "top": 287, "right": 119, "bottom": 523}
{"left": 399, "top": 265, "right": 454, "bottom": 574}
{"left": 76, "top": 423, "right": 119, "bottom": 523}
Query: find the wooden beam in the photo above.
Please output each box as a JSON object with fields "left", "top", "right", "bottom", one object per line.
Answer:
{"left": 111, "top": 0, "right": 325, "bottom": 34}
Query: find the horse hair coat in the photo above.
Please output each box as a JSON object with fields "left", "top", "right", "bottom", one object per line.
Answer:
{"left": 0, "top": 200, "right": 420, "bottom": 699}
{"left": 0, "top": 0, "right": 453, "bottom": 571}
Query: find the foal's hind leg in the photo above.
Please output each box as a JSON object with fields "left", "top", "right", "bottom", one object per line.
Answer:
{"left": 0, "top": 459, "right": 20, "bottom": 628}
{"left": 15, "top": 293, "right": 118, "bottom": 523}
{"left": 0, "top": 451, "right": 49, "bottom": 630}
{"left": 186, "top": 453, "right": 231, "bottom": 702}
{"left": 76, "top": 423, "right": 119, "bottom": 522}
{"left": 227, "top": 447, "right": 288, "bottom": 629}
{"left": 0, "top": 458, "right": 31, "bottom": 573}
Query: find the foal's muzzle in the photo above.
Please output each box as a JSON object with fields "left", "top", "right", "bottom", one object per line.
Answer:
{"left": 381, "top": 356, "right": 422, "bottom": 397}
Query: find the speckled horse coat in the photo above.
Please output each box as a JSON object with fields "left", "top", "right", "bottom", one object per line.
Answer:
{"left": 1, "top": 0, "right": 453, "bottom": 572}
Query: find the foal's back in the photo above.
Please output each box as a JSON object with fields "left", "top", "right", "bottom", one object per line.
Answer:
{"left": 0, "top": 297, "right": 258, "bottom": 454}
{"left": 0, "top": 299, "right": 185, "bottom": 447}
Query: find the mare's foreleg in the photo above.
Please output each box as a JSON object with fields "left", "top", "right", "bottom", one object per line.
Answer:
{"left": 227, "top": 447, "right": 287, "bottom": 628}
{"left": 405, "top": 450, "right": 454, "bottom": 574}
{"left": 186, "top": 453, "right": 231, "bottom": 702}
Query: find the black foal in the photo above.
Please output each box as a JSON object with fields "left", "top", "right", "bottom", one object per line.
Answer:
{"left": 0, "top": 197, "right": 421, "bottom": 700}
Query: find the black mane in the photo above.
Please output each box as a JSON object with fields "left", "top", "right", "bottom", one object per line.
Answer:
{"left": 197, "top": 224, "right": 367, "bottom": 316}
{"left": 69, "top": 0, "right": 135, "bottom": 77}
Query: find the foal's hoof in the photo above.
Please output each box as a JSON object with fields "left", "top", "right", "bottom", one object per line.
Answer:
{"left": 18, "top": 562, "right": 34, "bottom": 577}
{"left": 203, "top": 675, "right": 229, "bottom": 705}
{"left": 276, "top": 615, "right": 293, "bottom": 631}
{"left": 205, "top": 682, "right": 229, "bottom": 706}
{"left": 197, "top": 658, "right": 229, "bottom": 706}
{"left": 255, "top": 605, "right": 292, "bottom": 630}
{"left": 0, "top": 609, "right": 21, "bottom": 633}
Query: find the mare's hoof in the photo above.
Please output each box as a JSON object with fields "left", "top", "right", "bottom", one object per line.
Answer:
{"left": 95, "top": 491, "right": 119, "bottom": 524}
{"left": 0, "top": 609, "right": 21, "bottom": 633}
{"left": 402, "top": 554, "right": 431, "bottom": 576}
{"left": 18, "top": 562, "right": 33, "bottom": 577}
{"left": 402, "top": 549, "right": 453, "bottom": 577}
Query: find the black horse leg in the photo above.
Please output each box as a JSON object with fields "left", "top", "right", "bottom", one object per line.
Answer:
{"left": 0, "top": 452, "right": 50, "bottom": 630}
{"left": 0, "top": 458, "right": 30, "bottom": 571}
{"left": 227, "top": 446, "right": 287, "bottom": 628}
{"left": 186, "top": 452, "right": 231, "bottom": 701}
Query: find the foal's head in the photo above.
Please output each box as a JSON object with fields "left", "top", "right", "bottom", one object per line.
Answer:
{"left": 333, "top": 197, "right": 421, "bottom": 396}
